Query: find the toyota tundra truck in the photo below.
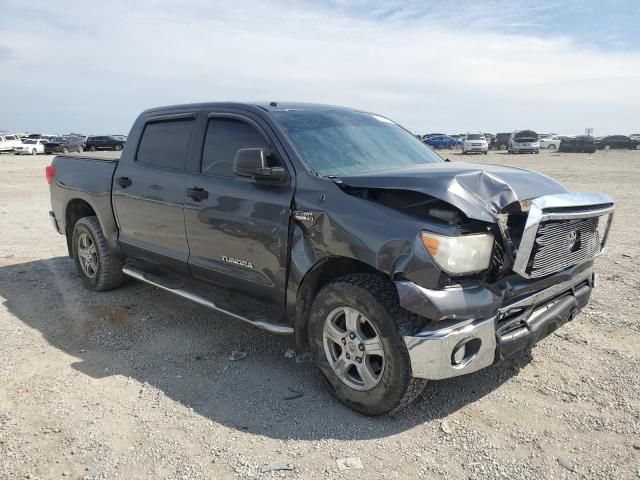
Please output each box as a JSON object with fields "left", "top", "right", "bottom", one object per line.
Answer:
{"left": 47, "top": 102, "right": 614, "bottom": 415}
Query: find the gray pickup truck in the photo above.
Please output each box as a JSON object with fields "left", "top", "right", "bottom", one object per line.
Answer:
{"left": 47, "top": 102, "right": 614, "bottom": 415}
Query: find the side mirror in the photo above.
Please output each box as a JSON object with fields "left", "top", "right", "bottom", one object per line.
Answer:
{"left": 233, "top": 148, "right": 286, "bottom": 181}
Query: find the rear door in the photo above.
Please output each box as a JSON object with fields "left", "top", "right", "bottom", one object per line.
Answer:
{"left": 112, "top": 112, "right": 197, "bottom": 272}
{"left": 183, "top": 109, "right": 295, "bottom": 306}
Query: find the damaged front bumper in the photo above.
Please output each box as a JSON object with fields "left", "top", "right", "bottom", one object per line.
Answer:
{"left": 401, "top": 267, "right": 594, "bottom": 380}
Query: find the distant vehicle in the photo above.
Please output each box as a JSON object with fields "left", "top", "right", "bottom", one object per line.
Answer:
{"left": 423, "top": 135, "right": 459, "bottom": 149}
{"left": 594, "top": 135, "right": 640, "bottom": 151}
{"left": 462, "top": 133, "right": 488, "bottom": 155}
{"left": 539, "top": 135, "right": 571, "bottom": 151}
{"left": 508, "top": 130, "right": 540, "bottom": 154}
{"left": 483, "top": 133, "right": 495, "bottom": 143}
{"left": 14, "top": 139, "right": 49, "bottom": 155}
{"left": 44, "top": 136, "right": 85, "bottom": 154}
{"left": 629, "top": 134, "right": 640, "bottom": 141}
{"left": 537, "top": 133, "right": 556, "bottom": 140}
{"left": 491, "top": 132, "right": 511, "bottom": 150}
{"left": 0, "top": 134, "right": 22, "bottom": 152}
{"left": 111, "top": 135, "right": 128, "bottom": 141}
{"left": 85, "top": 135, "right": 126, "bottom": 152}
{"left": 422, "top": 133, "right": 445, "bottom": 140}
{"left": 559, "top": 136, "right": 597, "bottom": 154}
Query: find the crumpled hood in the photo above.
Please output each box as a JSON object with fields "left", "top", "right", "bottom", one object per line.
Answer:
{"left": 339, "top": 162, "right": 567, "bottom": 222}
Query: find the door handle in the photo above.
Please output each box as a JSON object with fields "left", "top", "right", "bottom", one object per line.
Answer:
{"left": 117, "top": 176, "right": 132, "bottom": 188}
{"left": 186, "top": 187, "right": 209, "bottom": 202}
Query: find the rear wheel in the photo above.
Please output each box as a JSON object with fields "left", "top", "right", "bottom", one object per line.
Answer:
{"left": 72, "top": 216, "right": 125, "bottom": 291}
{"left": 62, "top": 147, "right": 69, "bottom": 154}
{"left": 78, "top": 146, "right": 83, "bottom": 153}
{"left": 548, "top": 144, "right": 556, "bottom": 151}
{"left": 31, "top": 149, "right": 37, "bottom": 155}
{"left": 603, "top": 144, "right": 611, "bottom": 151}
{"left": 90, "top": 145, "right": 97, "bottom": 152}
{"left": 308, "top": 274, "right": 426, "bottom": 416}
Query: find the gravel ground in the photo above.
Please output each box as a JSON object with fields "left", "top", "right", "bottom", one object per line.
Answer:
{"left": 0, "top": 149, "right": 638, "bottom": 480}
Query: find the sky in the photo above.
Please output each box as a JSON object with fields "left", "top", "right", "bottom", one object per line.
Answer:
{"left": 1, "top": 0, "right": 639, "bottom": 136}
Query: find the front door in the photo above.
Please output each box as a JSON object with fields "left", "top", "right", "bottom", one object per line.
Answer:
{"left": 183, "top": 110, "right": 294, "bottom": 306}
{"left": 112, "top": 113, "right": 197, "bottom": 272}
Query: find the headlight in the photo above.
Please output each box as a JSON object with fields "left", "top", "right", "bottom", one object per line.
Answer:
{"left": 421, "top": 232, "right": 494, "bottom": 275}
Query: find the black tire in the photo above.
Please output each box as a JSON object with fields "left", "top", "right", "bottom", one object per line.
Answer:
{"left": 308, "top": 273, "right": 426, "bottom": 416}
{"left": 78, "top": 146, "right": 83, "bottom": 153}
{"left": 62, "top": 147, "right": 69, "bottom": 154}
{"left": 71, "top": 216, "right": 125, "bottom": 292}
{"left": 483, "top": 151, "right": 488, "bottom": 155}
{"left": 90, "top": 145, "right": 97, "bottom": 152}
{"left": 31, "top": 149, "right": 37, "bottom": 156}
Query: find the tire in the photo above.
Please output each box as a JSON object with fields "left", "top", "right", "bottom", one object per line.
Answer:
{"left": 483, "top": 151, "right": 488, "bottom": 155}
{"left": 62, "top": 147, "right": 69, "bottom": 154}
{"left": 499, "top": 144, "right": 507, "bottom": 150}
{"left": 635, "top": 143, "right": 640, "bottom": 150}
{"left": 89, "top": 145, "right": 97, "bottom": 152}
{"left": 603, "top": 144, "right": 611, "bottom": 151}
{"left": 78, "top": 146, "right": 83, "bottom": 153}
{"left": 71, "top": 216, "right": 125, "bottom": 292}
{"left": 114, "top": 144, "right": 123, "bottom": 151}
{"left": 31, "top": 149, "right": 37, "bottom": 155}
{"left": 548, "top": 144, "right": 556, "bottom": 151}
{"left": 308, "top": 273, "right": 427, "bottom": 416}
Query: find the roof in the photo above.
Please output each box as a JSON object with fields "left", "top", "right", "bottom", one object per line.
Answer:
{"left": 142, "top": 101, "right": 356, "bottom": 115}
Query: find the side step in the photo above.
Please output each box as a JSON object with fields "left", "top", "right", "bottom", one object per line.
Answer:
{"left": 122, "top": 266, "right": 294, "bottom": 335}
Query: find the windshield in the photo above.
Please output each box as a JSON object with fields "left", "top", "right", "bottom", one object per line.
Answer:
{"left": 23, "top": 140, "right": 35, "bottom": 144}
{"left": 272, "top": 109, "right": 442, "bottom": 176}
{"left": 466, "top": 134, "right": 484, "bottom": 140}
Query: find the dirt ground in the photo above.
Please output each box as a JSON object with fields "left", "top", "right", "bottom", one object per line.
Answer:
{"left": 0, "top": 149, "right": 638, "bottom": 480}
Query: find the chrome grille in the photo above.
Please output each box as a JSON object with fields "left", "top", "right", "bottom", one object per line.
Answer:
{"left": 511, "top": 193, "right": 614, "bottom": 279}
{"left": 526, "top": 217, "right": 600, "bottom": 278}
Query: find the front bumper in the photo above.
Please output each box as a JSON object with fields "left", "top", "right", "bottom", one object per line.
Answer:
{"left": 402, "top": 268, "right": 594, "bottom": 380}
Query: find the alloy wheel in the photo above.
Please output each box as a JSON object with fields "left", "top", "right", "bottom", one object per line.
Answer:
{"left": 77, "top": 232, "right": 98, "bottom": 278}
{"left": 322, "top": 306, "right": 385, "bottom": 391}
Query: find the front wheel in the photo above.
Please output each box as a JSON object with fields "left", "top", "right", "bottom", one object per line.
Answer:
{"left": 72, "top": 216, "right": 125, "bottom": 291}
{"left": 548, "top": 144, "right": 556, "bottom": 151}
{"left": 308, "top": 274, "right": 426, "bottom": 416}
{"left": 62, "top": 147, "right": 69, "bottom": 154}
{"left": 31, "top": 149, "right": 37, "bottom": 155}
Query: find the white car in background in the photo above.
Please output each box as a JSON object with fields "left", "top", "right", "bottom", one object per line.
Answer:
{"left": 0, "top": 134, "right": 22, "bottom": 152}
{"left": 15, "top": 139, "right": 48, "bottom": 155}
{"left": 462, "top": 133, "right": 488, "bottom": 154}
{"left": 539, "top": 135, "right": 571, "bottom": 151}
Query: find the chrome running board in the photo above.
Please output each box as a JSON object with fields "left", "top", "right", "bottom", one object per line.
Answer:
{"left": 122, "top": 266, "right": 294, "bottom": 334}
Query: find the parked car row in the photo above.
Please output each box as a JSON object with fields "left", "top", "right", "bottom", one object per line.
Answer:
{"left": 0, "top": 133, "right": 127, "bottom": 155}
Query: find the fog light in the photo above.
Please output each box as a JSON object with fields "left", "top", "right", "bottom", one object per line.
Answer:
{"left": 452, "top": 343, "right": 466, "bottom": 366}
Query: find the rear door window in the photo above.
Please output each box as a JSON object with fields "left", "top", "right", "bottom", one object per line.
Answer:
{"left": 136, "top": 119, "right": 195, "bottom": 170}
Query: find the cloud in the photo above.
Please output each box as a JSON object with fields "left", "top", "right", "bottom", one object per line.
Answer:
{"left": 0, "top": 0, "right": 638, "bottom": 135}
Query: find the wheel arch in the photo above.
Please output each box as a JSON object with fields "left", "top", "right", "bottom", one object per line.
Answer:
{"left": 292, "top": 255, "right": 391, "bottom": 352}
{"left": 64, "top": 198, "right": 97, "bottom": 256}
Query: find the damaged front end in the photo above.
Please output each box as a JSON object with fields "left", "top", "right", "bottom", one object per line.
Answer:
{"left": 339, "top": 165, "right": 614, "bottom": 380}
